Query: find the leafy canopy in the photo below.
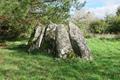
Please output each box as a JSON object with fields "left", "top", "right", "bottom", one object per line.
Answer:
{"left": 0, "top": 0, "right": 85, "bottom": 38}
{"left": 30, "top": 0, "right": 86, "bottom": 24}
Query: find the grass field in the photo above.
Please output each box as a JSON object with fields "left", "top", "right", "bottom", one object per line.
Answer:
{"left": 0, "top": 38, "right": 120, "bottom": 80}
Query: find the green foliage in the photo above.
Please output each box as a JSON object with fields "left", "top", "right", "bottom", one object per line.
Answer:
{"left": 106, "top": 15, "right": 120, "bottom": 33}
{"left": 116, "top": 6, "right": 120, "bottom": 16}
{"left": 89, "top": 7, "right": 120, "bottom": 34}
{"left": 0, "top": 0, "right": 31, "bottom": 39}
{"left": 30, "top": 0, "right": 85, "bottom": 24}
{"left": 89, "top": 14, "right": 120, "bottom": 34}
{"left": 89, "top": 20, "right": 108, "bottom": 34}
{"left": 0, "top": 0, "right": 85, "bottom": 39}
{"left": 0, "top": 38, "right": 120, "bottom": 79}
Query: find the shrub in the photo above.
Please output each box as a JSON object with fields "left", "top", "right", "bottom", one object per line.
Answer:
{"left": 106, "top": 16, "right": 120, "bottom": 33}
{"left": 89, "top": 15, "right": 120, "bottom": 34}
{"left": 0, "top": 0, "right": 31, "bottom": 39}
{"left": 116, "top": 6, "right": 120, "bottom": 16}
{"left": 89, "top": 20, "right": 108, "bottom": 34}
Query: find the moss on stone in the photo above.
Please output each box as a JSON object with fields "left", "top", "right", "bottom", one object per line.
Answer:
{"left": 67, "top": 51, "right": 76, "bottom": 59}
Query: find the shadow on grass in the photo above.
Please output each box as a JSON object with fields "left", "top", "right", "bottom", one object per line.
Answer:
{"left": 0, "top": 37, "right": 30, "bottom": 43}
{"left": 6, "top": 44, "right": 54, "bottom": 58}
{"left": 99, "top": 38, "right": 120, "bottom": 41}
{"left": 7, "top": 37, "right": 29, "bottom": 42}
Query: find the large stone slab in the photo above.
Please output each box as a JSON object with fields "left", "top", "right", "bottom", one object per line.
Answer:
{"left": 28, "top": 23, "right": 45, "bottom": 52}
{"left": 42, "top": 23, "right": 57, "bottom": 54}
{"left": 56, "top": 24, "right": 74, "bottom": 59}
{"left": 69, "top": 22, "right": 92, "bottom": 60}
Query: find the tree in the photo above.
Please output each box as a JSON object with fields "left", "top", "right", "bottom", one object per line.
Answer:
{"left": 0, "top": 0, "right": 86, "bottom": 39}
{"left": 116, "top": 6, "right": 120, "bottom": 16}
{"left": 28, "top": 0, "right": 92, "bottom": 60}
{"left": 106, "top": 15, "right": 120, "bottom": 33}
{"left": 71, "top": 10, "right": 96, "bottom": 35}
{"left": 29, "top": 0, "right": 86, "bottom": 24}
{"left": 89, "top": 19, "right": 108, "bottom": 34}
{"left": 0, "top": 0, "right": 31, "bottom": 39}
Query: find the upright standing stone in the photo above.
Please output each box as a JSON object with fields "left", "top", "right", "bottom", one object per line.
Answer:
{"left": 68, "top": 22, "right": 92, "bottom": 60}
{"left": 28, "top": 22, "right": 92, "bottom": 60}
{"left": 56, "top": 24, "right": 73, "bottom": 59}
{"left": 42, "top": 23, "right": 57, "bottom": 54}
{"left": 28, "top": 23, "right": 45, "bottom": 52}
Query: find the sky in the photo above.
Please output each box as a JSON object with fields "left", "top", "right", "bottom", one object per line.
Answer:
{"left": 84, "top": 0, "right": 120, "bottom": 18}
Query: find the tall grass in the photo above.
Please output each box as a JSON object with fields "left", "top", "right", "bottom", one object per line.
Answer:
{"left": 0, "top": 38, "right": 120, "bottom": 80}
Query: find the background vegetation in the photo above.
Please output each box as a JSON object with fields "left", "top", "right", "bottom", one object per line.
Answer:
{"left": 0, "top": 0, "right": 120, "bottom": 40}
{"left": 0, "top": 0, "right": 120, "bottom": 80}
{"left": 89, "top": 7, "right": 120, "bottom": 34}
{"left": 0, "top": 0, "right": 85, "bottom": 40}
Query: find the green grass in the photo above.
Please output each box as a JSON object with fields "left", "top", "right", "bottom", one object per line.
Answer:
{"left": 0, "top": 38, "right": 120, "bottom": 80}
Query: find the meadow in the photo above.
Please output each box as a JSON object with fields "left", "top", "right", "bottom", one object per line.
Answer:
{"left": 0, "top": 38, "right": 120, "bottom": 80}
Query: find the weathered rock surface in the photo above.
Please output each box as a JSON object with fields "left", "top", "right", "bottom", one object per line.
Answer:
{"left": 56, "top": 24, "right": 74, "bottom": 59}
{"left": 68, "top": 22, "right": 91, "bottom": 60}
{"left": 45, "top": 23, "right": 57, "bottom": 40}
{"left": 28, "top": 22, "right": 92, "bottom": 60}
{"left": 42, "top": 23, "right": 57, "bottom": 54}
{"left": 28, "top": 23, "right": 45, "bottom": 52}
